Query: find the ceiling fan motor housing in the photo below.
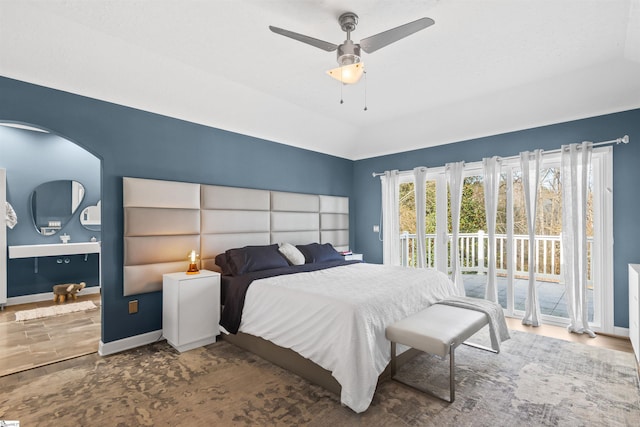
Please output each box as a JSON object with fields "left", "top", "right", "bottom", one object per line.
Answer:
{"left": 337, "top": 40, "right": 361, "bottom": 66}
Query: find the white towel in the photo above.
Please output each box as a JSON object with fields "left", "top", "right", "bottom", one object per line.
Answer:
{"left": 5, "top": 201, "right": 17, "bottom": 229}
{"left": 436, "top": 295, "right": 511, "bottom": 353}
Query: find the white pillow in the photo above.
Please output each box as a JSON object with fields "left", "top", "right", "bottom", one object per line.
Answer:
{"left": 278, "top": 242, "right": 306, "bottom": 266}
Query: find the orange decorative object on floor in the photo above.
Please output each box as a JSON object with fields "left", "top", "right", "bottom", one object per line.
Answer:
{"left": 53, "top": 282, "right": 86, "bottom": 303}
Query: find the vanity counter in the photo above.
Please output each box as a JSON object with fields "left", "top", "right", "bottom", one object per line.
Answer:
{"left": 8, "top": 242, "right": 100, "bottom": 259}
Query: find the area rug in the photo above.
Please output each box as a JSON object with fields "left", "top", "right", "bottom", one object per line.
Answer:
{"left": 1, "top": 329, "right": 638, "bottom": 426}
{"left": 14, "top": 301, "right": 97, "bottom": 321}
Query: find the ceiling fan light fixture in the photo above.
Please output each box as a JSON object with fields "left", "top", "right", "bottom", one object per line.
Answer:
{"left": 326, "top": 62, "right": 365, "bottom": 84}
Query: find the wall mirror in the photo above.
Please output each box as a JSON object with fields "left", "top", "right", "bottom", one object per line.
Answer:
{"left": 80, "top": 200, "right": 101, "bottom": 231}
{"left": 30, "top": 180, "right": 85, "bottom": 235}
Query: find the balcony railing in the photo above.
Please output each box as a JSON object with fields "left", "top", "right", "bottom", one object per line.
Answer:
{"left": 399, "top": 231, "right": 593, "bottom": 284}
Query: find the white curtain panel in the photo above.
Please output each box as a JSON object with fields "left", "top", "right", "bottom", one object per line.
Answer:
{"left": 483, "top": 156, "right": 501, "bottom": 302}
{"left": 413, "top": 167, "right": 428, "bottom": 268}
{"left": 561, "top": 142, "right": 596, "bottom": 337}
{"left": 446, "top": 161, "right": 465, "bottom": 296}
{"left": 520, "top": 150, "right": 542, "bottom": 326}
{"left": 381, "top": 170, "right": 400, "bottom": 266}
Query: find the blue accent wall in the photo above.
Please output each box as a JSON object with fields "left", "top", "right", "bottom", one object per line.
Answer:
{"left": 1, "top": 126, "right": 101, "bottom": 296}
{"left": 0, "top": 76, "right": 353, "bottom": 343}
{"left": 352, "top": 109, "right": 640, "bottom": 329}
{"left": 2, "top": 75, "right": 637, "bottom": 337}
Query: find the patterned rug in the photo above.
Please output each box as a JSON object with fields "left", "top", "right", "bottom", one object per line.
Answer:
{"left": 14, "top": 301, "right": 97, "bottom": 321}
{"left": 0, "top": 329, "right": 638, "bottom": 426}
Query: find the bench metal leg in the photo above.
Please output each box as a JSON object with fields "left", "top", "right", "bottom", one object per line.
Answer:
{"left": 449, "top": 345, "right": 455, "bottom": 402}
{"left": 390, "top": 342, "right": 397, "bottom": 376}
{"left": 390, "top": 341, "right": 456, "bottom": 403}
{"left": 462, "top": 341, "right": 498, "bottom": 354}
{"left": 463, "top": 341, "right": 498, "bottom": 353}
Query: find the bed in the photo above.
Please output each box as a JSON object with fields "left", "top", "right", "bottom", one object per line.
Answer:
{"left": 217, "top": 243, "right": 456, "bottom": 413}
{"left": 121, "top": 178, "right": 457, "bottom": 412}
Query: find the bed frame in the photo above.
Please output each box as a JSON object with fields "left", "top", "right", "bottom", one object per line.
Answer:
{"left": 122, "top": 177, "right": 416, "bottom": 397}
{"left": 223, "top": 331, "right": 421, "bottom": 396}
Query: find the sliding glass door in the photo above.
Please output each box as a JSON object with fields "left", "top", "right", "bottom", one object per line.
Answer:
{"left": 398, "top": 147, "right": 613, "bottom": 332}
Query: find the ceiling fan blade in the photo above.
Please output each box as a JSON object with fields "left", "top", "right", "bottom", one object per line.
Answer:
{"left": 269, "top": 26, "right": 338, "bottom": 52}
{"left": 359, "top": 17, "right": 435, "bottom": 54}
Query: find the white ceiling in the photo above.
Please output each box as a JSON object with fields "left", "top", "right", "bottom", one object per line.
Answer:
{"left": 1, "top": 0, "right": 639, "bottom": 160}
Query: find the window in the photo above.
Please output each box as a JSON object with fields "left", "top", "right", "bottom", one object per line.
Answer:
{"left": 399, "top": 180, "right": 437, "bottom": 268}
{"left": 396, "top": 147, "right": 613, "bottom": 332}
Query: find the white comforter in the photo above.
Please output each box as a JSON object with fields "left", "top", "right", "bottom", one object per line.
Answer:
{"left": 238, "top": 263, "right": 456, "bottom": 413}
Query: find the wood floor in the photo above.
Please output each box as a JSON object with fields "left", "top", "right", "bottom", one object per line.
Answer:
{"left": 0, "top": 296, "right": 633, "bottom": 378}
{"left": 0, "top": 293, "right": 101, "bottom": 377}
{"left": 505, "top": 317, "right": 634, "bottom": 353}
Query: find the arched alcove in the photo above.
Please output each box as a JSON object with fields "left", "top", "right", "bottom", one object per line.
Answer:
{"left": 0, "top": 121, "right": 102, "bottom": 374}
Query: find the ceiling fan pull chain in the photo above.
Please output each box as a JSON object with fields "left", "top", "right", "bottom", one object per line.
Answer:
{"left": 363, "top": 70, "right": 368, "bottom": 111}
{"left": 340, "top": 68, "right": 344, "bottom": 104}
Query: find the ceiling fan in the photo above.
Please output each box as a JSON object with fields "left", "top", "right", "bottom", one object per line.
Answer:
{"left": 269, "top": 12, "right": 435, "bottom": 84}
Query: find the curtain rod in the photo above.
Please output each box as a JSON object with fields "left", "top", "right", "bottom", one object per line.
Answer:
{"left": 372, "top": 135, "right": 629, "bottom": 177}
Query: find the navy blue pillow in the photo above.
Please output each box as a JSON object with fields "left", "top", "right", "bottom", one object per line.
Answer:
{"left": 215, "top": 253, "right": 234, "bottom": 276}
{"left": 296, "top": 243, "right": 342, "bottom": 264}
{"left": 226, "top": 244, "right": 289, "bottom": 276}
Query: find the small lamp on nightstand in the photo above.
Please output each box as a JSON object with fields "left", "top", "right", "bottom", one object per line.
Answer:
{"left": 186, "top": 250, "right": 200, "bottom": 274}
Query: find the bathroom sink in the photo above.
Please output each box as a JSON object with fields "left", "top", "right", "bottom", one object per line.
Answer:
{"left": 8, "top": 242, "right": 101, "bottom": 258}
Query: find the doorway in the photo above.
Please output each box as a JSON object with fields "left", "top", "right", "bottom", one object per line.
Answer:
{"left": 0, "top": 122, "right": 102, "bottom": 376}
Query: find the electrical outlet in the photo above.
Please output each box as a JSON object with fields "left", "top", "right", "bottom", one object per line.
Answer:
{"left": 373, "top": 225, "right": 380, "bottom": 233}
{"left": 129, "top": 300, "right": 138, "bottom": 314}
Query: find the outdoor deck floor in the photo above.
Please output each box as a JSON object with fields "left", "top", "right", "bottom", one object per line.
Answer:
{"left": 463, "top": 274, "right": 594, "bottom": 320}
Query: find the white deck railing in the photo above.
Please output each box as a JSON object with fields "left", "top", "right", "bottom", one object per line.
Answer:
{"left": 399, "top": 231, "right": 593, "bottom": 283}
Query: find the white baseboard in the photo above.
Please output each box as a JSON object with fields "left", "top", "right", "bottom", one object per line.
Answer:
{"left": 613, "top": 326, "right": 630, "bottom": 338}
{"left": 99, "top": 329, "right": 164, "bottom": 356}
{"left": 5, "top": 286, "right": 101, "bottom": 306}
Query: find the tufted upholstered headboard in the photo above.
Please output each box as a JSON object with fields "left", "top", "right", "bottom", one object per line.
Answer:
{"left": 123, "top": 177, "right": 349, "bottom": 296}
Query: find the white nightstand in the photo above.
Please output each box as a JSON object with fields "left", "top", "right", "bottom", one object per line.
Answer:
{"left": 162, "top": 269, "right": 220, "bottom": 352}
{"left": 343, "top": 253, "right": 363, "bottom": 261}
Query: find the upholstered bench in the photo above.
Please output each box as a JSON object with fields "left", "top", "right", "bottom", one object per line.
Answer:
{"left": 386, "top": 304, "right": 494, "bottom": 403}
